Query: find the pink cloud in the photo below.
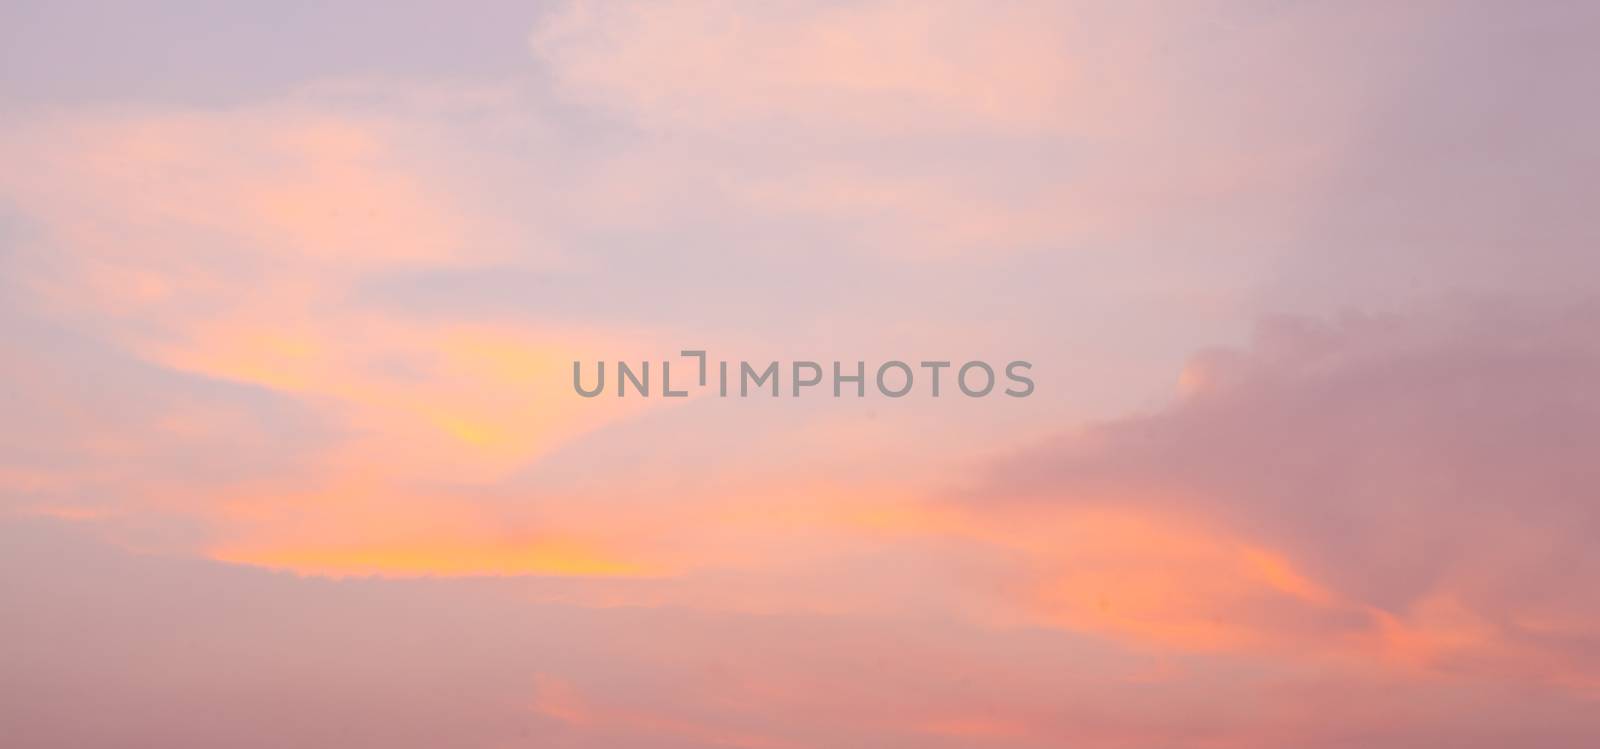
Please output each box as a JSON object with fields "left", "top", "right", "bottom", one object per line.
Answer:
{"left": 970, "top": 302, "right": 1600, "bottom": 692}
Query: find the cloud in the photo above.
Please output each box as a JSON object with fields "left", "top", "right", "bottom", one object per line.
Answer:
{"left": 964, "top": 302, "right": 1600, "bottom": 692}
{"left": 8, "top": 514, "right": 1600, "bottom": 748}
{"left": 0, "top": 92, "right": 668, "bottom": 565}
{"left": 526, "top": 0, "right": 1373, "bottom": 265}
{"left": 4, "top": 4, "right": 1600, "bottom": 744}
{"left": 531, "top": 0, "right": 1116, "bottom": 136}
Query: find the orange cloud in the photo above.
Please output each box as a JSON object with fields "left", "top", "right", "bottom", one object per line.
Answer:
{"left": 214, "top": 537, "right": 651, "bottom": 578}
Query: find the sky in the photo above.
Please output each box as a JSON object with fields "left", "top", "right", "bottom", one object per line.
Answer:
{"left": 3, "top": 1, "right": 1599, "bottom": 746}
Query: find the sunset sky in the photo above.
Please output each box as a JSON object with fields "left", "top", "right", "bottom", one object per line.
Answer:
{"left": 4, "top": 2, "right": 1600, "bottom": 747}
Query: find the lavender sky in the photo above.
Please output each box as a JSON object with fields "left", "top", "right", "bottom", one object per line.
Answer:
{"left": 3, "top": 2, "right": 1600, "bottom": 747}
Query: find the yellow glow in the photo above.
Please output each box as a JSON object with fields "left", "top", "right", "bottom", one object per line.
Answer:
{"left": 212, "top": 538, "right": 655, "bottom": 578}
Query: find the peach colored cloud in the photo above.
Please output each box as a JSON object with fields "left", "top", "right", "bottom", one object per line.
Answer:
{"left": 0, "top": 98, "right": 679, "bottom": 570}
{"left": 8, "top": 517, "right": 1600, "bottom": 748}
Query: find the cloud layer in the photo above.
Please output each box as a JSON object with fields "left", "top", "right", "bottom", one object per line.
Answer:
{"left": 3, "top": 0, "right": 1599, "bottom": 746}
